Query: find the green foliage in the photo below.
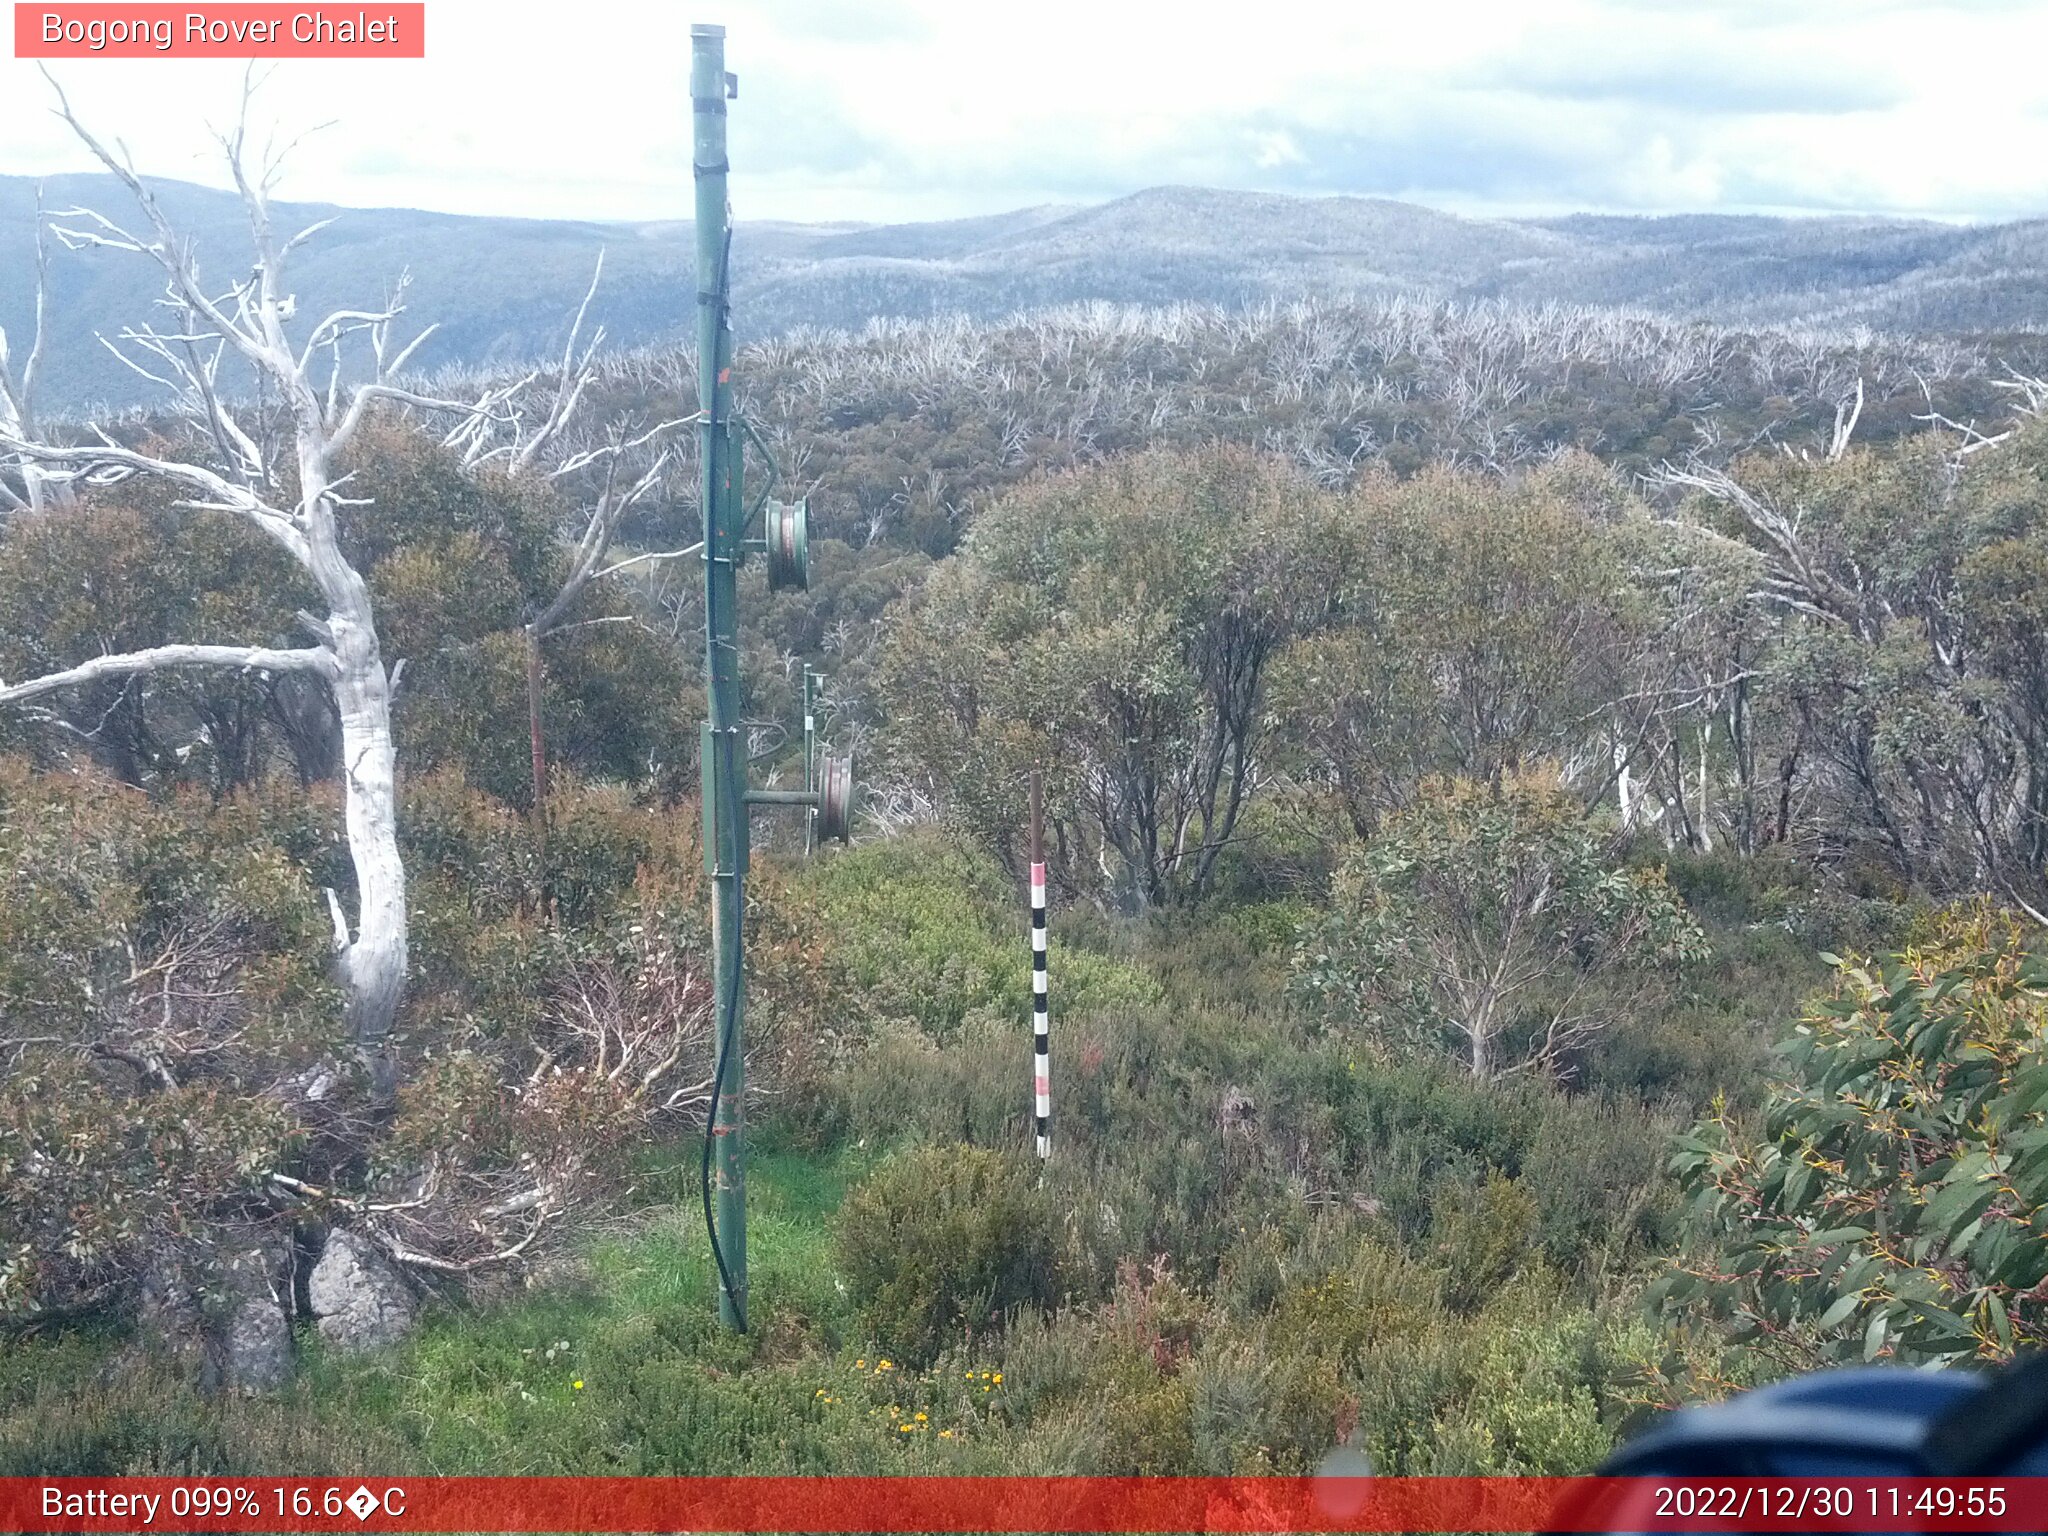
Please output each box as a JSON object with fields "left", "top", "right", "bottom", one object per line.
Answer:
{"left": 0, "top": 761, "right": 336, "bottom": 1319}
{"left": 879, "top": 446, "right": 1338, "bottom": 908}
{"left": 0, "top": 832, "right": 1727, "bottom": 1476}
{"left": 1270, "top": 456, "right": 1652, "bottom": 841}
{"left": 16, "top": 342, "right": 2048, "bottom": 1472}
{"left": 1438, "top": 1282, "right": 1622, "bottom": 1475}
{"left": 339, "top": 420, "right": 695, "bottom": 805}
{"left": 802, "top": 832, "right": 1159, "bottom": 1044}
{"left": 0, "top": 417, "right": 695, "bottom": 804}
{"left": 1433, "top": 1171, "right": 1541, "bottom": 1315}
{"left": 836, "top": 1145, "right": 1064, "bottom": 1366}
{"left": 0, "top": 475, "right": 309, "bottom": 791}
{"left": 0, "top": 758, "right": 841, "bottom": 1322}
{"left": 1670, "top": 428, "right": 2048, "bottom": 908}
{"left": 1294, "top": 769, "right": 1707, "bottom": 1079}
{"left": 1659, "top": 904, "right": 2048, "bottom": 1371}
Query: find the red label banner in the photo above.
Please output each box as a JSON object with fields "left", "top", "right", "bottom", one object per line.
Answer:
{"left": 14, "top": 4, "right": 425, "bottom": 57}
{"left": 0, "top": 1477, "right": 2041, "bottom": 1533}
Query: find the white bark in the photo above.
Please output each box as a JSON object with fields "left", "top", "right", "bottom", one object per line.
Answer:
{"left": 1, "top": 75, "right": 511, "bottom": 1093}
{"left": 1827, "top": 377, "right": 1864, "bottom": 462}
{"left": 1696, "top": 719, "right": 1714, "bottom": 854}
{"left": 0, "top": 643, "right": 334, "bottom": 704}
{"left": 0, "top": 182, "right": 60, "bottom": 515}
{"left": 1613, "top": 734, "right": 1637, "bottom": 832}
{"left": 526, "top": 424, "right": 687, "bottom": 640}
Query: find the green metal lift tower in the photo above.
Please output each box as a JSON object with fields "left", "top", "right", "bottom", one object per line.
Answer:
{"left": 692, "top": 21, "right": 853, "bottom": 1332}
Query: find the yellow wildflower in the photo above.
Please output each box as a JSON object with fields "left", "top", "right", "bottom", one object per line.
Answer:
{"left": 572, "top": 1381, "right": 584, "bottom": 1390}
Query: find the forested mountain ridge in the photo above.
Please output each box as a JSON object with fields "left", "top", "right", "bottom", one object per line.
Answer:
{"left": 7, "top": 172, "right": 2048, "bottom": 412}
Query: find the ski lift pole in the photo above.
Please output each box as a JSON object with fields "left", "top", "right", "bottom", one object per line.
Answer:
{"left": 1030, "top": 769, "right": 1050, "bottom": 1159}
{"left": 693, "top": 20, "right": 747, "bottom": 1333}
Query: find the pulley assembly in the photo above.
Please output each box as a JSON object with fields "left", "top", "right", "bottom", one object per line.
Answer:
{"left": 814, "top": 752, "right": 854, "bottom": 844}
{"left": 764, "top": 498, "right": 809, "bottom": 593}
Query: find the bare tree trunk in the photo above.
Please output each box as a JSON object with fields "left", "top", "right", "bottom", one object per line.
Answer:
{"left": 1614, "top": 732, "right": 1638, "bottom": 832}
{"left": 1774, "top": 747, "right": 1799, "bottom": 846}
{"left": 1729, "top": 676, "right": 1757, "bottom": 855}
{"left": 330, "top": 610, "right": 406, "bottom": 1092}
{"left": 1696, "top": 720, "right": 1714, "bottom": 854}
{"left": 526, "top": 625, "right": 549, "bottom": 812}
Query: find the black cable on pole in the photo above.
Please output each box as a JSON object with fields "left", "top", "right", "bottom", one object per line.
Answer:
{"left": 701, "top": 880, "right": 747, "bottom": 1333}
{"left": 699, "top": 220, "right": 746, "bottom": 1333}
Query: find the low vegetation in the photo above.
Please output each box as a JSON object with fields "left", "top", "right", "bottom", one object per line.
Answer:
{"left": 0, "top": 823, "right": 1809, "bottom": 1476}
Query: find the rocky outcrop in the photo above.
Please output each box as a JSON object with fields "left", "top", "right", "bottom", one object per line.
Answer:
{"left": 137, "top": 1252, "right": 211, "bottom": 1383}
{"left": 307, "top": 1229, "right": 417, "bottom": 1353}
{"left": 216, "top": 1246, "right": 293, "bottom": 1392}
{"left": 137, "top": 1243, "right": 295, "bottom": 1393}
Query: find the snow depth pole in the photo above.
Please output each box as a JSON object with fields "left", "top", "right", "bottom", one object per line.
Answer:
{"left": 1030, "top": 769, "right": 1050, "bottom": 1159}
{"left": 693, "top": 20, "right": 748, "bottom": 1333}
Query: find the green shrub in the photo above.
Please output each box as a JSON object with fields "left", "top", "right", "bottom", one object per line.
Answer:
{"left": 836, "top": 1145, "right": 1063, "bottom": 1365}
{"left": 1520, "top": 1096, "right": 1679, "bottom": 1275}
{"left": 1432, "top": 1170, "right": 1539, "bottom": 1315}
{"left": 1659, "top": 903, "right": 2048, "bottom": 1371}
{"left": 1457, "top": 1287, "right": 1613, "bottom": 1473}
{"left": 0, "top": 761, "right": 336, "bottom": 1320}
{"left": 803, "top": 832, "right": 1157, "bottom": 1045}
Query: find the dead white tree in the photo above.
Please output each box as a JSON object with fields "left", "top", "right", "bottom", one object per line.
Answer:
{"left": 439, "top": 253, "right": 699, "bottom": 808}
{"left": 0, "top": 182, "right": 64, "bottom": 516}
{"left": 0, "top": 76, "right": 512, "bottom": 1094}
{"left": 1827, "top": 377, "right": 1864, "bottom": 462}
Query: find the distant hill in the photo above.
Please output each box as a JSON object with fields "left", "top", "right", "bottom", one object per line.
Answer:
{"left": 5, "top": 174, "right": 2047, "bottom": 414}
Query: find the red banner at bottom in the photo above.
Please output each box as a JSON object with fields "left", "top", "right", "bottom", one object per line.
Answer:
{"left": 2, "top": 1476, "right": 2041, "bottom": 1533}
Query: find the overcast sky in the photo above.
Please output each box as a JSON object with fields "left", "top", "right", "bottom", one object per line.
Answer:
{"left": 4, "top": 0, "right": 2047, "bottom": 226}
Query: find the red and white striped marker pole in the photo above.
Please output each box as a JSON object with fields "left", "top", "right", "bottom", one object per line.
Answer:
{"left": 1029, "top": 768, "right": 1050, "bottom": 1160}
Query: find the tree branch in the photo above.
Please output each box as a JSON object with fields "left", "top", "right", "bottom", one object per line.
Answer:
{"left": 0, "top": 643, "right": 335, "bottom": 706}
{"left": 0, "top": 431, "right": 308, "bottom": 557}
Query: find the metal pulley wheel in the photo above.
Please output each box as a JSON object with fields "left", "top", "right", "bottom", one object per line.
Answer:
{"left": 765, "top": 498, "right": 810, "bottom": 593}
{"left": 814, "top": 753, "right": 854, "bottom": 844}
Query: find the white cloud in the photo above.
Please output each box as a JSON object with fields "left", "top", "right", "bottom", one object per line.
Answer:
{"left": 1250, "top": 131, "right": 1306, "bottom": 172}
{"left": 2, "top": 0, "right": 2045, "bottom": 223}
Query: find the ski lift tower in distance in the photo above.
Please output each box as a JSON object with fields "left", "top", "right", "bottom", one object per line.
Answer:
{"left": 691, "top": 20, "right": 854, "bottom": 1333}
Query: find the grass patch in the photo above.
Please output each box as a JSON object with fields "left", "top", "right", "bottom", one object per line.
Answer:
{"left": 0, "top": 1142, "right": 877, "bottom": 1476}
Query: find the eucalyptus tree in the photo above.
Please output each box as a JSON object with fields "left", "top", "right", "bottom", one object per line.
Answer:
{"left": 0, "top": 81, "right": 511, "bottom": 1091}
{"left": 1656, "top": 404, "right": 2048, "bottom": 915}
{"left": 1269, "top": 453, "right": 1680, "bottom": 840}
{"left": 1293, "top": 768, "right": 1706, "bottom": 1080}
{"left": 880, "top": 446, "right": 1336, "bottom": 907}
